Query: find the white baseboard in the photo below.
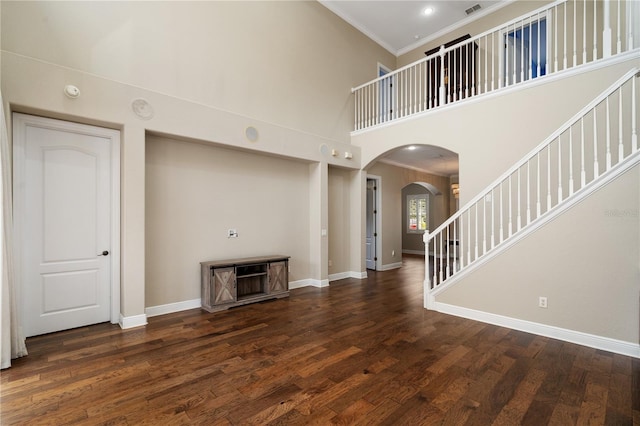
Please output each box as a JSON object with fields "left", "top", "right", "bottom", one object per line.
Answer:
{"left": 329, "top": 271, "right": 368, "bottom": 282}
{"left": 433, "top": 302, "right": 640, "bottom": 359}
{"left": 402, "top": 249, "right": 425, "bottom": 255}
{"left": 309, "top": 278, "right": 330, "bottom": 288}
{"left": 350, "top": 271, "right": 368, "bottom": 279}
{"left": 381, "top": 262, "right": 402, "bottom": 271}
{"left": 328, "top": 272, "right": 350, "bottom": 281}
{"left": 289, "top": 279, "right": 310, "bottom": 289}
{"left": 289, "top": 279, "right": 330, "bottom": 289}
{"left": 119, "top": 313, "right": 147, "bottom": 330}
{"left": 145, "top": 298, "right": 201, "bottom": 318}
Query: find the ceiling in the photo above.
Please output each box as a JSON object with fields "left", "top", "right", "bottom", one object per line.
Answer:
{"left": 317, "top": 1, "right": 506, "bottom": 177}
{"left": 378, "top": 145, "right": 459, "bottom": 177}
{"left": 319, "top": 0, "right": 504, "bottom": 56}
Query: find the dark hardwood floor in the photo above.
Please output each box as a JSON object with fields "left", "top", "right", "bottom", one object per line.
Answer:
{"left": 1, "top": 255, "right": 638, "bottom": 425}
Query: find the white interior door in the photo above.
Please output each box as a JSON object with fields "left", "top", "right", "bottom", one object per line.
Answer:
{"left": 13, "top": 114, "right": 120, "bottom": 337}
{"left": 366, "top": 178, "right": 377, "bottom": 270}
{"left": 378, "top": 64, "right": 394, "bottom": 123}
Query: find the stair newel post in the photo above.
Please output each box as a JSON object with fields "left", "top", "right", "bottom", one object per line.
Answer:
{"left": 423, "top": 230, "right": 436, "bottom": 309}
{"left": 423, "top": 230, "right": 431, "bottom": 289}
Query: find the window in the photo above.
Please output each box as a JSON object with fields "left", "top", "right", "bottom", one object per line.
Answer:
{"left": 407, "top": 194, "right": 428, "bottom": 233}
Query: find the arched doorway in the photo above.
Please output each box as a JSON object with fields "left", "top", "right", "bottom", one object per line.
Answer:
{"left": 364, "top": 144, "right": 459, "bottom": 271}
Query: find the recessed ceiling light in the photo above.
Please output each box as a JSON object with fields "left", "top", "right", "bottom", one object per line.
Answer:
{"left": 423, "top": 7, "right": 434, "bottom": 16}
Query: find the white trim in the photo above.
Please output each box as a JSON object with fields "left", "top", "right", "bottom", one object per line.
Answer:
{"left": 432, "top": 302, "right": 640, "bottom": 358}
{"left": 402, "top": 249, "right": 425, "bottom": 255}
{"left": 377, "top": 62, "right": 392, "bottom": 76}
{"left": 309, "top": 279, "right": 330, "bottom": 288}
{"left": 498, "top": 11, "right": 552, "bottom": 88}
{"left": 109, "top": 121, "right": 121, "bottom": 325}
{"left": 406, "top": 193, "right": 429, "bottom": 234}
{"left": 379, "top": 157, "right": 453, "bottom": 177}
{"left": 119, "top": 313, "right": 147, "bottom": 329}
{"left": 349, "top": 270, "right": 368, "bottom": 279}
{"left": 288, "top": 279, "right": 310, "bottom": 289}
{"left": 12, "top": 113, "right": 121, "bottom": 333}
{"left": 145, "top": 298, "right": 201, "bottom": 318}
{"left": 329, "top": 271, "right": 368, "bottom": 282}
{"left": 352, "top": 51, "right": 640, "bottom": 136}
{"left": 424, "top": 286, "right": 435, "bottom": 310}
{"left": 288, "top": 278, "right": 330, "bottom": 289}
{"left": 381, "top": 262, "right": 402, "bottom": 271}
{"left": 329, "top": 272, "right": 350, "bottom": 282}
{"left": 366, "top": 174, "right": 383, "bottom": 271}
{"left": 318, "top": 1, "right": 397, "bottom": 55}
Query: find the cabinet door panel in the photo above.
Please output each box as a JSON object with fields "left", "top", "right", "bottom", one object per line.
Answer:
{"left": 214, "top": 267, "right": 236, "bottom": 305}
{"left": 268, "top": 261, "right": 287, "bottom": 294}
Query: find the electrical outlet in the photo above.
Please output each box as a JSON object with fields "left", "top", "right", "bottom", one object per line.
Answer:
{"left": 538, "top": 296, "right": 548, "bottom": 308}
{"left": 392, "top": 250, "right": 395, "bottom": 256}
{"left": 328, "top": 260, "right": 333, "bottom": 267}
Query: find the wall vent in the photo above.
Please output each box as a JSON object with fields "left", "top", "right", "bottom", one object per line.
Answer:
{"left": 465, "top": 4, "right": 482, "bottom": 15}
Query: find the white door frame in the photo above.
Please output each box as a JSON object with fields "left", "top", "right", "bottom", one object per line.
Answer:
{"left": 12, "top": 113, "right": 121, "bottom": 328}
{"left": 366, "top": 174, "right": 382, "bottom": 271}
{"left": 377, "top": 63, "right": 394, "bottom": 122}
{"left": 499, "top": 11, "right": 552, "bottom": 87}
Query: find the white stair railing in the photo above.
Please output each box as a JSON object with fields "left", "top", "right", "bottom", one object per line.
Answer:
{"left": 352, "top": 0, "right": 639, "bottom": 131}
{"left": 423, "top": 68, "right": 639, "bottom": 297}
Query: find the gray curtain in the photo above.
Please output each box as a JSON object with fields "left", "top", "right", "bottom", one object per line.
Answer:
{"left": 1, "top": 92, "right": 27, "bottom": 369}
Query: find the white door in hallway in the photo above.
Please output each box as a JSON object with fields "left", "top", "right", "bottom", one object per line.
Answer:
{"left": 366, "top": 178, "right": 377, "bottom": 270}
{"left": 13, "top": 114, "right": 120, "bottom": 337}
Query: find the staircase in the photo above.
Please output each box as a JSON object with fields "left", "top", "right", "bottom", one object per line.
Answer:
{"left": 424, "top": 68, "right": 638, "bottom": 303}
{"left": 420, "top": 68, "right": 639, "bottom": 357}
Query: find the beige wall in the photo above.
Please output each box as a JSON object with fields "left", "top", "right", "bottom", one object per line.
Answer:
{"left": 1, "top": 1, "right": 394, "bottom": 143}
{"left": 0, "top": 1, "right": 396, "bottom": 317}
{"left": 437, "top": 164, "right": 640, "bottom": 344}
{"left": 367, "top": 162, "right": 451, "bottom": 267}
{"left": 328, "top": 166, "right": 352, "bottom": 276}
{"left": 145, "top": 135, "right": 311, "bottom": 307}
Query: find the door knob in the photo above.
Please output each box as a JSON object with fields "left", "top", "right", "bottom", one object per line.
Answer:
{"left": 98, "top": 250, "right": 109, "bottom": 256}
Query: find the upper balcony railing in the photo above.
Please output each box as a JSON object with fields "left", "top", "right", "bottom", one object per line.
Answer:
{"left": 352, "top": 0, "right": 639, "bottom": 132}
